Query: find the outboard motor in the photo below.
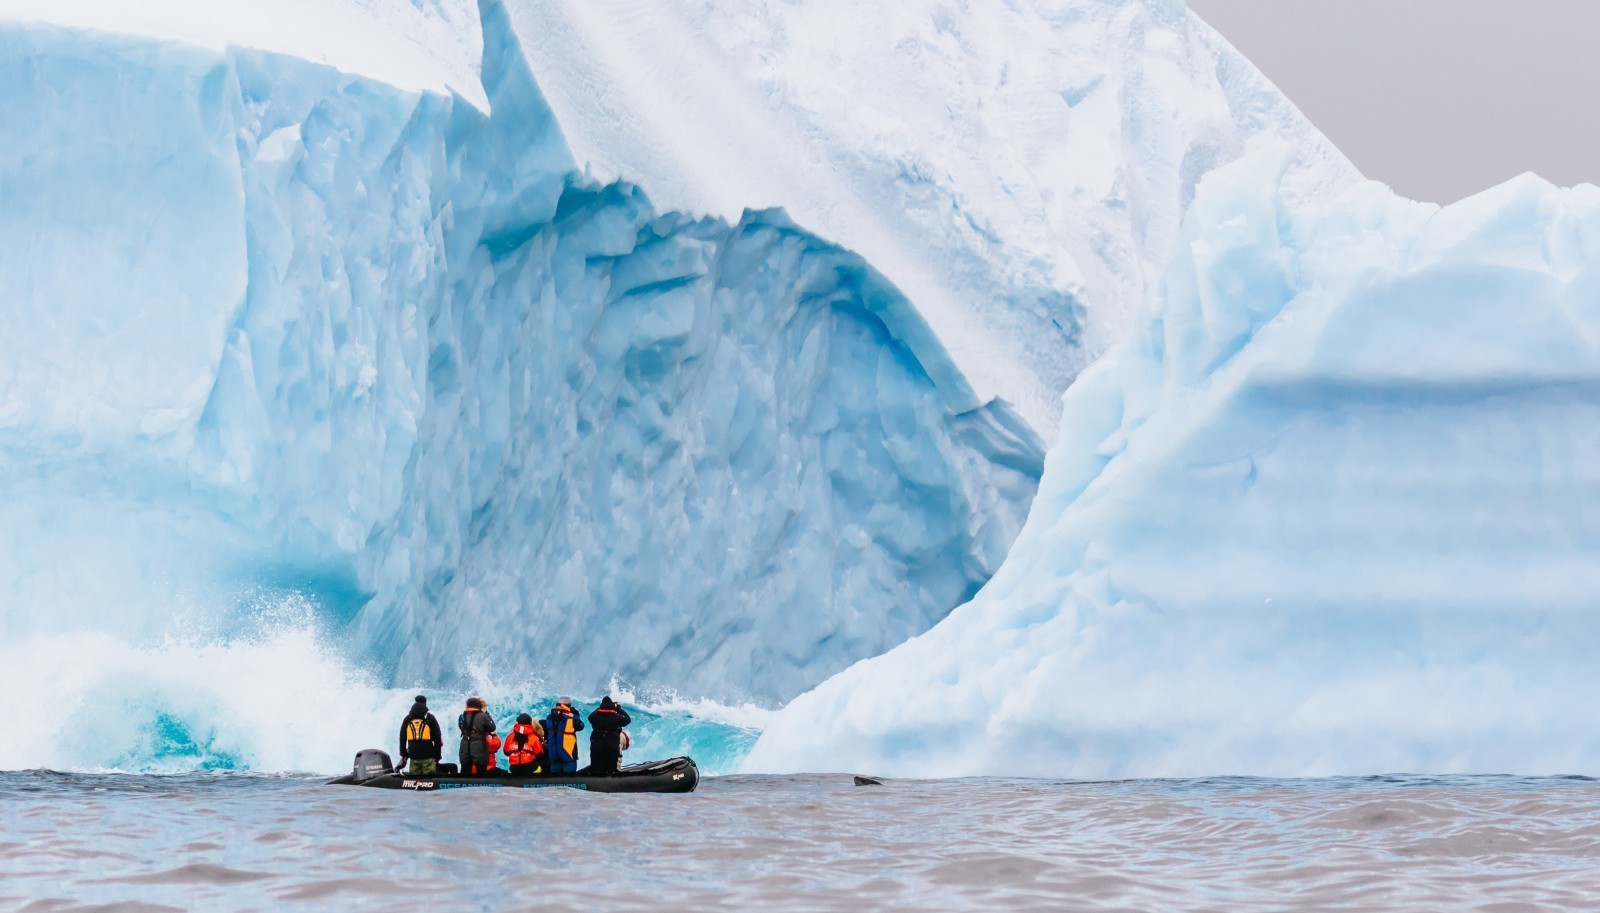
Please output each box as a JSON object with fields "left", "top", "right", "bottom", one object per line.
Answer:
{"left": 351, "top": 749, "right": 396, "bottom": 783}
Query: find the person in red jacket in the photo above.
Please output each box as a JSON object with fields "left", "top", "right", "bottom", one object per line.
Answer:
{"left": 504, "top": 713, "right": 544, "bottom": 776}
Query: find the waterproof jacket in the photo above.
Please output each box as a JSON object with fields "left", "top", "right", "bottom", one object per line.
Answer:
{"left": 458, "top": 708, "right": 497, "bottom": 772}
{"left": 587, "top": 702, "right": 633, "bottom": 775}
{"left": 504, "top": 722, "right": 543, "bottom": 767}
{"left": 587, "top": 704, "right": 632, "bottom": 755}
{"left": 544, "top": 704, "right": 585, "bottom": 765}
{"left": 398, "top": 707, "right": 443, "bottom": 761}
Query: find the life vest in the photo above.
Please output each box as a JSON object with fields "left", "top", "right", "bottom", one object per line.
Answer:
{"left": 460, "top": 709, "right": 498, "bottom": 770}
{"left": 547, "top": 705, "right": 580, "bottom": 761}
{"left": 504, "top": 723, "right": 543, "bottom": 766}
{"left": 404, "top": 717, "right": 433, "bottom": 742}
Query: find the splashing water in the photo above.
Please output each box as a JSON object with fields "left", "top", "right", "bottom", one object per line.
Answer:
{"left": 0, "top": 610, "right": 767, "bottom": 777}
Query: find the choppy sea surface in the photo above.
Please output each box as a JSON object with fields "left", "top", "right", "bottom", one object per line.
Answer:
{"left": 3, "top": 771, "right": 1599, "bottom": 912}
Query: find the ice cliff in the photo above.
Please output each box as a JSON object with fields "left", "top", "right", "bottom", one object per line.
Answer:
{"left": 0, "top": 0, "right": 1353, "bottom": 752}
{"left": 748, "top": 150, "right": 1600, "bottom": 777}
{"left": 0, "top": 8, "right": 1041, "bottom": 705}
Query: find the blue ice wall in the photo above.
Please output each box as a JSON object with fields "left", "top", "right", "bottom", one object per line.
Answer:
{"left": 0, "top": 7, "right": 1042, "bottom": 704}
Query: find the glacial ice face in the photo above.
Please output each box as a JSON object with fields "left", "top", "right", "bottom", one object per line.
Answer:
{"left": 0, "top": 10, "right": 1041, "bottom": 706}
{"left": 0, "top": 0, "right": 1365, "bottom": 774}
{"left": 3, "top": 0, "right": 1360, "bottom": 437}
{"left": 747, "top": 150, "right": 1600, "bottom": 777}
{"left": 508, "top": 0, "right": 1360, "bottom": 432}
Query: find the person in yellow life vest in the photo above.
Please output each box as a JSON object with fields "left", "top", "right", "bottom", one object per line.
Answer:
{"left": 397, "top": 695, "right": 443, "bottom": 776}
{"left": 543, "top": 697, "right": 585, "bottom": 774}
{"left": 504, "top": 713, "right": 544, "bottom": 776}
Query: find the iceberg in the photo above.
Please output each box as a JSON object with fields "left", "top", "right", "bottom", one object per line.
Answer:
{"left": 747, "top": 149, "right": 1600, "bottom": 778}
{"left": 0, "top": 0, "right": 1356, "bottom": 772}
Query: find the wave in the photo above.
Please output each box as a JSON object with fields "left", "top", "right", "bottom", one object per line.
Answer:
{"left": 1, "top": 609, "right": 765, "bottom": 777}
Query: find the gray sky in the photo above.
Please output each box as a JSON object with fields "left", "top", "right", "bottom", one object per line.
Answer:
{"left": 1187, "top": 0, "right": 1600, "bottom": 204}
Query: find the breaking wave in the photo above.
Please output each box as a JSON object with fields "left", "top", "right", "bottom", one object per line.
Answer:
{"left": 0, "top": 601, "right": 766, "bottom": 777}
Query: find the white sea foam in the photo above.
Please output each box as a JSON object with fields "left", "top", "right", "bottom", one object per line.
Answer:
{"left": 0, "top": 600, "right": 766, "bottom": 776}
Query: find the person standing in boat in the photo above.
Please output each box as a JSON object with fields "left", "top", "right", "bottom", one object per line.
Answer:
{"left": 532, "top": 719, "right": 549, "bottom": 772}
{"left": 503, "top": 713, "right": 544, "bottom": 776}
{"left": 397, "top": 695, "right": 443, "bottom": 776}
{"left": 586, "top": 696, "right": 633, "bottom": 776}
{"left": 458, "top": 696, "right": 497, "bottom": 775}
{"left": 543, "top": 697, "right": 585, "bottom": 774}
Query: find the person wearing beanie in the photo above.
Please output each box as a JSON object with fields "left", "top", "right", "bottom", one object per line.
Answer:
{"left": 397, "top": 695, "right": 443, "bottom": 777}
{"left": 586, "top": 695, "right": 633, "bottom": 776}
{"left": 503, "top": 712, "right": 544, "bottom": 777}
{"left": 457, "top": 696, "right": 498, "bottom": 776}
{"left": 543, "top": 697, "right": 585, "bottom": 775}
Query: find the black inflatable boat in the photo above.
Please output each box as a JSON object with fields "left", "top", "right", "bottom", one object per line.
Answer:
{"left": 329, "top": 749, "right": 699, "bottom": 793}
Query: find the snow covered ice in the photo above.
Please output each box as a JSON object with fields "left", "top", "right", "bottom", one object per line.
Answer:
{"left": 749, "top": 149, "right": 1600, "bottom": 778}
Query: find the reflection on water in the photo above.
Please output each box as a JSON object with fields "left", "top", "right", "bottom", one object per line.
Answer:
{"left": 3, "top": 771, "right": 1599, "bottom": 911}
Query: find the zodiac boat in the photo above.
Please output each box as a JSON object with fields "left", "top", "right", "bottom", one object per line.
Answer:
{"left": 329, "top": 749, "right": 699, "bottom": 793}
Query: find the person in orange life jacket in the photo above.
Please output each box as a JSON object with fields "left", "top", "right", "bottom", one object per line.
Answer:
{"left": 458, "top": 697, "right": 498, "bottom": 775}
{"left": 585, "top": 696, "right": 633, "bottom": 776}
{"left": 543, "top": 697, "right": 585, "bottom": 775}
{"left": 397, "top": 695, "right": 443, "bottom": 776}
{"left": 503, "top": 713, "right": 544, "bottom": 776}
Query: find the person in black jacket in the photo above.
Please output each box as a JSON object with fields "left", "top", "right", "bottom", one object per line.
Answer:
{"left": 585, "top": 696, "right": 633, "bottom": 776}
{"left": 398, "top": 695, "right": 443, "bottom": 776}
{"left": 458, "top": 696, "right": 497, "bottom": 775}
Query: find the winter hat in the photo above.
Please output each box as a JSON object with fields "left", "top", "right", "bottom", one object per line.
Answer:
{"left": 517, "top": 713, "right": 533, "bottom": 725}
{"left": 599, "top": 695, "right": 617, "bottom": 710}
{"left": 413, "top": 695, "right": 428, "bottom": 706}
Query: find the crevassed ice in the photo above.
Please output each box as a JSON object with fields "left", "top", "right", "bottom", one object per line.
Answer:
{"left": 0, "top": 7, "right": 1041, "bottom": 708}
{"left": 747, "top": 148, "right": 1600, "bottom": 778}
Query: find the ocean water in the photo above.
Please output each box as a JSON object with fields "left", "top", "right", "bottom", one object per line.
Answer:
{"left": 3, "top": 772, "right": 1598, "bottom": 911}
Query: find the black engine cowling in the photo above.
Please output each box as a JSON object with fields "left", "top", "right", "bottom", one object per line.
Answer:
{"left": 351, "top": 748, "right": 395, "bottom": 782}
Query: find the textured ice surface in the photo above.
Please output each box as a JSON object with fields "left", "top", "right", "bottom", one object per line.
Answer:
{"left": 0, "top": 0, "right": 1355, "bottom": 768}
{"left": 748, "top": 149, "right": 1600, "bottom": 777}
{"left": 1, "top": 0, "right": 1359, "bottom": 433}
{"left": 507, "top": 0, "right": 1359, "bottom": 430}
{"left": 0, "top": 9, "right": 1039, "bottom": 706}
{"left": 0, "top": 0, "right": 487, "bottom": 107}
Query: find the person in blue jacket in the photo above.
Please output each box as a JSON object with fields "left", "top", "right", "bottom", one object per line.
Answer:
{"left": 543, "top": 697, "right": 585, "bottom": 774}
